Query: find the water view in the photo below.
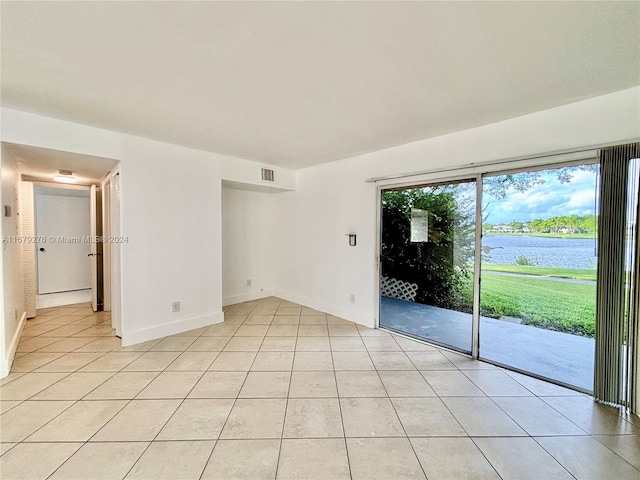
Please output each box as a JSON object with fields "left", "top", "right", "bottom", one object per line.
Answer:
{"left": 482, "top": 235, "right": 597, "bottom": 269}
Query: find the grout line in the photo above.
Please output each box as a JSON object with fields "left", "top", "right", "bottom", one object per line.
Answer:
{"left": 331, "top": 322, "right": 353, "bottom": 480}
{"left": 12, "top": 434, "right": 609, "bottom": 444}
{"left": 95, "top": 319, "right": 232, "bottom": 478}
{"left": 203, "top": 300, "right": 281, "bottom": 478}
{"left": 525, "top": 436, "right": 581, "bottom": 480}
{"left": 121, "top": 340, "right": 232, "bottom": 479}
{"left": 466, "top": 436, "right": 516, "bottom": 480}
{"left": 274, "top": 339, "right": 294, "bottom": 480}
{"left": 360, "top": 329, "right": 429, "bottom": 480}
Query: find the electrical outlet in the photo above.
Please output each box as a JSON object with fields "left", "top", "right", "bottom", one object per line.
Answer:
{"left": 172, "top": 301, "right": 180, "bottom": 313}
{"left": 350, "top": 294, "right": 356, "bottom": 304}
{"left": 246, "top": 279, "right": 252, "bottom": 287}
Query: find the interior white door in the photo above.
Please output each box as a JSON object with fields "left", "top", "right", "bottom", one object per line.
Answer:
{"left": 90, "top": 185, "right": 98, "bottom": 311}
{"left": 36, "top": 191, "right": 92, "bottom": 294}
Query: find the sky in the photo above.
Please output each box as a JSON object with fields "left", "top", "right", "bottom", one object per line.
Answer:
{"left": 483, "top": 168, "right": 599, "bottom": 225}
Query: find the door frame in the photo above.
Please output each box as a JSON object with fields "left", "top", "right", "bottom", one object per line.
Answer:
{"left": 106, "top": 166, "right": 123, "bottom": 337}
{"left": 101, "top": 177, "right": 112, "bottom": 313}
{"left": 376, "top": 174, "right": 480, "bottom": 355}
{"left": 23, "top": 174, "right": 123, "bottom": 334}
{"left": 90, "top": 184, "right": 99, "bottom": 311}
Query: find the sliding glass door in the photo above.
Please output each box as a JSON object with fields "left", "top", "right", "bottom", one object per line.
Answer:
{"left": 379, "top": 163, "right": 600, "bottom": 392}
{"left": 379, "top": 179, "right": 476, "bottom": 353}
{"left": 479, "top": 165, "right": 599, "bottom": 391}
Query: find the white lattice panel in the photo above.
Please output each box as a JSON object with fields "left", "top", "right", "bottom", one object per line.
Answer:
{"left": 381, "top": 276, "right": 418, "bottom": 302}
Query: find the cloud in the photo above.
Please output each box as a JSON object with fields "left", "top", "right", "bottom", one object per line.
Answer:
{"left": 484, "top": 168, "right": 597, "bottom": 224}
{"left": 567, "top": 188, "right": 597, "bottom": 209}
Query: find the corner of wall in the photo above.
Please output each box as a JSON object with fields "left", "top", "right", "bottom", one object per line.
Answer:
{"left": 273, "top": 289, "right": 375, "bottom": 328}
{"left": 120, "top": 310, "right": 224, "bottom": 347}
{"left": 223, "top": 289, "right": 275, "bottom": 307}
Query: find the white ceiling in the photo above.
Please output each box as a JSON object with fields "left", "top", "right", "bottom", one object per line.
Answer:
{"left": 3, "top": 143, "right": 118, "bottom": 184}
{"left": 2, "top": 2, "right": 639, "bottom": 169}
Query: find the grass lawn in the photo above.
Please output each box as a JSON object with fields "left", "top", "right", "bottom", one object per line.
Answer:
{"left": 474, "top": 273, "right": 596, "bottom": 337}
{"left": 482, "top": 264, "right": 596, "bottom": 281}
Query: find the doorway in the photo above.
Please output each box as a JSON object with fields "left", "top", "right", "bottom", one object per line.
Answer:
{"left": 379, "top": 162, "right": 600, "bottom": 392}
{"left": 3, "top": 142, "right": 121, "bottom": 320}
{"left": 35, "top": 185, "right": 92, "bottom": 298}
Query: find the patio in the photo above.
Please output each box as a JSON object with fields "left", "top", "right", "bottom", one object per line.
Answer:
{"left": 380, "top": 296, "right": 595, "bottom": 391}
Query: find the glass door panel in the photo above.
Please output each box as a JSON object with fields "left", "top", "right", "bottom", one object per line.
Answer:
{"left": 380, "top": 179, "right": 476, "bottom": 353}
{"left": 480, "top": 164, "right": 598, "bottom": 391}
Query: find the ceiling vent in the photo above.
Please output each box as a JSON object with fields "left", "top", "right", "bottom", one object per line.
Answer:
{"left": 261, "top": 168, "right": 275, "bottom": 182}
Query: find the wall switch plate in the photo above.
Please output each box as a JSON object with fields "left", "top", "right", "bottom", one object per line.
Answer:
{"left": 246, "top": 279, "right": 252, "bottom": 287}
{"left": 172, "top": 301, "right": 180, "bottom": 313}
{"left": 350, "top": 294, "right": 356, "bottom": 304}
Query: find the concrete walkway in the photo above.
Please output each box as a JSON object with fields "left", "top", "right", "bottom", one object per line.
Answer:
{"left": 380, "top": 296, "right": 594, "bottom": 391}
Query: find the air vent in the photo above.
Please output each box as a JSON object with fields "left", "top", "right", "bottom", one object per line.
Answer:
{"left": 261, "top": 168, "right": 275, "bottom": 182}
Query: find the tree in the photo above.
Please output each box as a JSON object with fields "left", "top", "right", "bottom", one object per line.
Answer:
{"left": 578, "top": 215, "right": 597, "bottom": 233}
{"left": 528, "top": 218, "right": 546, "bottom": 232}
{"left": 381, "top": 185, "right": 475, "bottom": 310}
{"left": 507, "top": 221, "right": 524, "bottom": 231}
{"left": 483, "top": 164, "right": 598, "bottom": 200}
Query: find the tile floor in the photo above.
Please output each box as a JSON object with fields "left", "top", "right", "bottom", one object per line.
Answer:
{"left": 1, "top": 297, "right": 639, "bottom": 479}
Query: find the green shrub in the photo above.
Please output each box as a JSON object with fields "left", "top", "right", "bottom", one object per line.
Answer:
{"left": 515, "top": 254, "right": 537, "bottom": 266}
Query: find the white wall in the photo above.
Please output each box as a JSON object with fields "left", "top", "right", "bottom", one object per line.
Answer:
{"left": 222, "top": 187, "right": 278, "bottom": 305}
{"left": 274, "top": 87, "right": 640, "bottom": 327}
{"left": 1, "top": 108, "right": 296, "bottom": 356}
{"left": 0, "top": 144, "right": 26, "bottom": 376}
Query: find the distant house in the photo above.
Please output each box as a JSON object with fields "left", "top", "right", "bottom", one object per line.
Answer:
{"left": 493, "top": 224, "right": 517, "bottom": 233}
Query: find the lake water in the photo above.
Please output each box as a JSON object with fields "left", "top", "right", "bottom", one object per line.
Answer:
{"left": 482, "top": 235, "right": 598, "bottom": 269}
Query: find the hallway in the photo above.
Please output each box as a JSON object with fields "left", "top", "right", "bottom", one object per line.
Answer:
{"left": 0, "top": 297, "right": 638, "bottom": 479}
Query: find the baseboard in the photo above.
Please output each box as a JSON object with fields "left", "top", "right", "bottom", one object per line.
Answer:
{"left": 223, "top": 289, "right": 274, "bottom": 307}
{"left": 36, "top": 289, "right": 91, "bottom": 309}
{"left": 0, "top": 311, "right": 27, "bottom": 379}
{"left": 272, "top": 290, "right": 375, "bottom": 328}
{"left": 121, "top": 310, "right": 224, "bottom": 347}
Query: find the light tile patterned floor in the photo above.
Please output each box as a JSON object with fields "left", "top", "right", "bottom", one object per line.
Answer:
{"left": 1, "top": 297, "right": 639, "bottom": 479}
